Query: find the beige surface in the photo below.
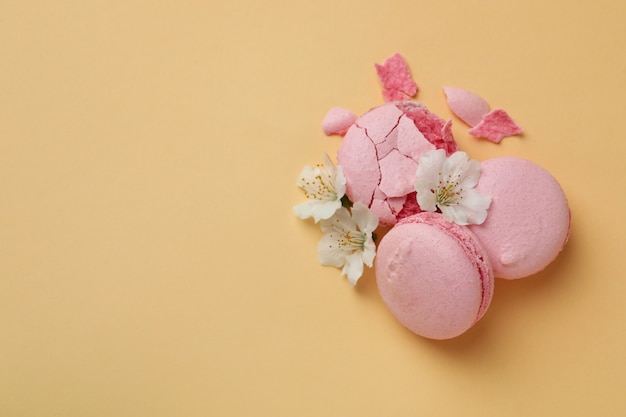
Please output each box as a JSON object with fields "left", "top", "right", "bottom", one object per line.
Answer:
{"left": 1, "top": 1, "right": 625, "bottom": 416}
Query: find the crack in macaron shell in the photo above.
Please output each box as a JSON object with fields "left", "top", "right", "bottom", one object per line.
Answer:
{"left": 337, "top": 102, "right": 457, "bottom": 227}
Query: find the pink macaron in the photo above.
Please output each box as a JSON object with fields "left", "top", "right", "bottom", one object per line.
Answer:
{"left": 335, "top": 101, "right": 458, "bottom": 227}
{"left": 468, "top": 157, "right": 571, "bottom": 279}
{"left": 375, "top": 212, "right": 494, "bottom": 340}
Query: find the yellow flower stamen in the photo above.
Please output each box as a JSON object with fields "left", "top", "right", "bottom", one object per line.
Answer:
{"left": 435, "top": 172, "right": 463, "bottom": 206}
{"left": 300, "top": 166, "right": 338, "bottom": 201}
{"left": 328, "top": 219, "right": 366, "bottom": 253}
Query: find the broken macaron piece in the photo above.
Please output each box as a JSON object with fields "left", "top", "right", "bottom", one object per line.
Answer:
{"left": 375, "top": 53, "right": 418, "bottom": 102}
{"left": 443, "top": 86, "right": 490, "bottom": 127}
{"left": 468, "top": 109, "right": 523, "bottom": 143}
{"left": 443, "top": 87, "right": 523, "bottom": 143}
{"left": 322, "top": 107, "right": 357, "bottom": 136}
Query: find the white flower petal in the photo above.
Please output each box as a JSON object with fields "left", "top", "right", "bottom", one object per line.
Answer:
{"left": 322, "top": 153, "right": 347, "bottom": 197}
{"left": 320, "top": 207, "right": 354, "bottom": 234}
{"left": 440, "top": 204, "right": 469, "bottom": 225}
{"left": 293, "top": 200, "right": 315, "bottom": 220}
{"left": 311, "top": 200, "right": 342, "bottom": 223}
{"left": 413, "top": 150, "right": 492, "bottom": 225}
{"left": 343, "top": 253, "right": 365, "bottom": 286}
{"left": 443, "top": 150, "right": 468, "bottom": 170}
{"left": 351, "top": 202, "right": 379, "bottom": 233}
{"left": 296, "top": 165, "right": 316, "bottom": 187}
{"left": 362, "top": 239, "right": 376, "bottom": 267}
{"left": 294, "top": 155, "right": 346, "bottom": 222}
{"left": 443, "top": 151, "right": 472, "bottom": 187}
{"left": 318, "top": 234, "right": 346, "bottom": 268}
{"left": 335, "top": 165, "right": 347, "bottom": 197}
{"left": 460, "top": 189, "right": 491, "bottom": 225}
{"left": 322, "top": 153, "right": 336, "bottom": 173}
{"left": 315, "top": 203, "right": 378, "bottom": 286}
{"left": 458, "top": 158, "right": 481, "bottom": 189}
{"left": 415, "top": 149, "right": 446, "bottom": 185}
{"left": 414, "top": 178, "right": 438, "bottom": 212}
{"left": 293, "top": 199, "right": 342, "bottom": 223}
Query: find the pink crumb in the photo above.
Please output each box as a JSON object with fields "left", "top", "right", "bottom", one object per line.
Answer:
{"left": 375, "top": 53, "right": 418, "bottom": 102}
{"left": 468, "top": 109, "right": 523, "bottom": 143}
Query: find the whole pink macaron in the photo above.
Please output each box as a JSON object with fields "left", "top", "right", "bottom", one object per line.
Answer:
{"left": 375, "top": 212, "right": 494, "bottom": 340}
{"left": 468, "top": 157, "right": 571, "bottom": 279}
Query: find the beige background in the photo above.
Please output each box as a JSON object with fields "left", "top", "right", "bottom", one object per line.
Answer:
{"left": 1, "top": 1, "right": 625, "bottom": 416}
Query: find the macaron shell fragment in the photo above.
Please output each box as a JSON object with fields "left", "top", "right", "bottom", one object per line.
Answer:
{"left": 397, "top": 102, "right": 458, "bottom": 155}
{"left": 378, "top": 150, "right": 418, "bottom": 198}
{"left": 322, "top": 107, "right": 357, "bottom": 136}
{"left": 468, "top": 108, "right": 523, "bottom": 143}
{"left": 443, "top": 86, "right": 490, "bottom": 127}
{"left": 396, "top": 115, "right": 435, "bottom": 159}
{"left": 375, "top": 53, "right": 418, "bottom": 102}
{"left": 337, "top": 125, "right": 380, "bottom": 206}
{"left": 468, "top": 157, "right": 571, "bottom": 279}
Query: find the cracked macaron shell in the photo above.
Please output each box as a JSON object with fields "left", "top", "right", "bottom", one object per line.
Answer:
{"left": 337, "top": 101, "right": 458, "bottom": 227}
{"left": 375, "top": 212, "right": 494, "bottom": 340}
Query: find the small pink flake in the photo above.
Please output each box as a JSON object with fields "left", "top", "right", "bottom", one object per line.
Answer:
{"left": 322, "top": 107, "right": 357, "bottom": 136}
{"left": 443, "top": 86, "right": 490, "bottom": 127}
{"left": 375, "top": 53, "right": 418, "bottom": 102}
{"left": 468, "top": 109, "right": 524, "bottom": 143}
{"left": 378, "top": 149, "right": 418, "bottom": 198}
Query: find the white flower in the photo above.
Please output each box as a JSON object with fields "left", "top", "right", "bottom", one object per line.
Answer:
{"left": 414, "top": 149, "right": 491, "bottom": 225}
{"left": 293, "top": 154, "right": 347, "bottom": 223}
{"left": 317, "top": 202, "right": 378, "bottom": 286}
